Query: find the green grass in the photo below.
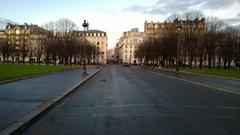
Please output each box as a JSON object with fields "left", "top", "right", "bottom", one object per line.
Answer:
{"left": 0, "top": 64, "right": 79, "bottom": 81}
{"left": 180, "top": 68, "right": 240, "bottom": 79}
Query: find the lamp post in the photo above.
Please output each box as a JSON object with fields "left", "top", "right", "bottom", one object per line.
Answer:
{"left": 176, "top": 22, "right": 182, "bottom": 72}
{"left": 82, "top": 20, "right": 89, "bottom": 75}
{"left": 96, "top": 42, "right": 100, "bottom": 69}
{"left": 144, "top": 42, "right": 147, "bottom": 68}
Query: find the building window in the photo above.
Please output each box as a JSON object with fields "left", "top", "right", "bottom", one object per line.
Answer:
{"left": 133, "top": 39, "right": 138, "bottom": 44}
{"left": 125, "top": 55, "right": 127, "bottom": 59}
{"left": 125, "top": 45, "right": 127, "bottom": 48}
{"left": 15, "top": 29, "right": 20, "bottom": 35}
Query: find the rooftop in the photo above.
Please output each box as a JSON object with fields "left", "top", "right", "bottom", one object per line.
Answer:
{"left": 74, "top": 29, "right": 106, "bottom": 33}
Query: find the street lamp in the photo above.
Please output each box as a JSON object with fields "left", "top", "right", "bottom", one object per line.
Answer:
{"left": 176, "top": 21, "right": 182, "bottom": 72}
{"left": 144, "top": 42, "right": 147, "bottom": 68}
{"left": 96, "top": 42, "right": 100, "bottom": 69}
{"left": 82, "top": 20, "right": 89, "bottom": 76}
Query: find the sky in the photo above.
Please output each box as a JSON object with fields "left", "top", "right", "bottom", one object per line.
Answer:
{"left": 1, "top": 0, "right": 240, "bottom": 49}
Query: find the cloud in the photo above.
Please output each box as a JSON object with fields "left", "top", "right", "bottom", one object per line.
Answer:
{"left": 223, "top": 18, "right": 240, "bottom": 25}
{"left": 123, "top": 0, "right": 239, "bottom": 15}
{"left": 200, "top": 0, "right": 236, "bottom": 9}
{"left": 123, "top": 5, "right": 150, "bottom": 14}
{"left": 223, "top": 12, "right": 240, "bottom": 25}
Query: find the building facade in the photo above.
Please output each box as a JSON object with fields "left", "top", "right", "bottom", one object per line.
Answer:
{"left": 117, "top": 28, "right": 143, "bottom": 64}
{"left": 107, "top": 48, "right": 114, "bottom": 62}
{"left": 0, "top": 23, "right": 51, "bottom": 62}
{"left": 114, "top": 42, "right": 120, "bottom": 63}
{"left": 144, "top": 18, "right": 205, "bottom": 41}
{"left": 72, "top": 30, "right": 107, "bottom": 64}
{"left": 143, "top": 18, "right": 206, "bottom": 66}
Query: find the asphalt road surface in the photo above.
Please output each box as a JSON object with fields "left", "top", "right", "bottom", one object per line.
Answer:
{"left": 22, "top": 65, "right": 240, "bottom": 135}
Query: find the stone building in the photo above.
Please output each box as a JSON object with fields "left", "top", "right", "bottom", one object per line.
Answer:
{"left": 0, "top": 30, "right": 5, "bottom": 38}
{"left": 144, "top": 18, "right": 205, "bottom": 41}
{"left": 117, "top": 28, "right": 144, "bottom": 64}
{"left": 1, "top": 23, "right": 51, "bottom": 62}
{"left": 144, "top": 18, "right": 205, "bottom": 66}
{"left": 114, "top": 42, "right": 120, "bottom": 63}
{"left": 71, "top": 30, "right": 107, "bottom": 64}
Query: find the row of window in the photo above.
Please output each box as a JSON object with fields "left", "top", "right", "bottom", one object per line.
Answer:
{"left": 88, "top": 37, "right": 106, "bottom": 41}
{"left": 125, "top": 55, "right": 135, "bottom": 59}
{"left": 125, "top": 50, "right": 135, "bottom": 53}
{"left": 125, "top": 45, "right": 139, "bottom": 49}
{"left": 73, "top": 32, "right": 106, "bottom": 37}
{"left": 86, "top": 32, "right": 105, "bottom": 37}
{"left": 124, "top": 39, "right": 142, "bottom": 44}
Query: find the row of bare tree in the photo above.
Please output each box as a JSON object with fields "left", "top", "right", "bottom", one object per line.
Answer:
{"left": 135, "top": 11, "right": 240, "bottom": 69}
{"left": 0, "top": 18, "right": 99, "bottom": 66}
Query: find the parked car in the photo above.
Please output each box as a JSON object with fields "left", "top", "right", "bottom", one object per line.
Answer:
{"left": 122, "top": 61, "right": 130, "bottom": 67}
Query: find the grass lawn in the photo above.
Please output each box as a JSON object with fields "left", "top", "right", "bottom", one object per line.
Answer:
{"left": 0, "top": 64, "right": 79, "bottom": 81}
{"left": 180, "top": 68, "right": 240, "bottom": 79}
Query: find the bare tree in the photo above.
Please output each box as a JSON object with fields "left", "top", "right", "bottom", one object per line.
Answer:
{"left": 205, "top": 17, "right": 226, "bottom": 68}
{"left": 0, "top": 37, "right": 12, "bottom": 63}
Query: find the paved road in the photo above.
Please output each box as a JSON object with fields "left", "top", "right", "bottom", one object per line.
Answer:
{"left": 0, "top": 68, "right": 98, "bottom": 131}
{"left": 22, "top": 65, "right": 240, "bottom": 135}
{"left": 143, "top": 67, "right": 240, "bottom": 93}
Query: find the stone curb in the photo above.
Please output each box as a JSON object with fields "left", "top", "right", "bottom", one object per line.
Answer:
{"left": 0, "top": 66, "right": 105, "bottom": 135}
{"left": 134, "top": 67, "right": 240, "bottom": 96}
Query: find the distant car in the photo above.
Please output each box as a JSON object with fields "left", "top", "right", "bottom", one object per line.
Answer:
{"left": 122, "top": 61, "right": 130, "bottom": 67}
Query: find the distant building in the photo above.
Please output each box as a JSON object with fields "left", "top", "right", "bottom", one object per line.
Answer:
{"left": 71, "top": 30, "right": 107, "bottom": 64}
{"left": 107, "top": 48, "right": 114, "bottom": 62}
{"left": 114, "top": 42, "right": 120, "bottom": 63}
{"left": 1, "top": 23, "right": 51, "bottom": 62}
{"left": 144, "top": 18, "right": 205, "bottom": 41}
{"left": 117, "top": 28, "right": 143, "bottom": 64}
{"left": 0, "top": 30, "right": 5, "bottom": 38}
{"left": 143, "top": 18, "right": 205, "bottom": 66}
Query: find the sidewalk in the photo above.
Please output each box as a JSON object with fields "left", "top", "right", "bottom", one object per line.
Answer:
{"left": 0, "top": 67, "right": 102, "bottom": 134}
{"left": 134, "top": 66, "right": 240, "bottom": 95}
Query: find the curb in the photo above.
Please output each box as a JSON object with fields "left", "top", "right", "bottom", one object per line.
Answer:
{"left": 0, "top": 66, "right": 105, "bottom": 135}
{"left": 134, "top": 67, "right": 240, "bottom": 96}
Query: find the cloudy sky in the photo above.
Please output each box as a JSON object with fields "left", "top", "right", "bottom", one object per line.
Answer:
{"left": 0, "top": 0, "right": 240, "bottom": 48}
